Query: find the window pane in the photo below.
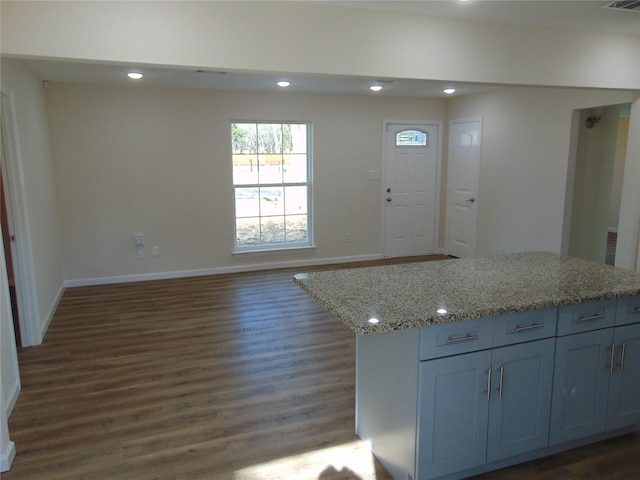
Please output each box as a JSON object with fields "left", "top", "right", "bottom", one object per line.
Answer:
{"left": 258, "top": 124, "right": 281, "bottom": 154}
{"left": 285, "top": 186, "right": 307, "bottom": 215}
{"left": 235, "top": 188, "right": 260, "bottom": 217}
{"left": 289, "top": 124, "right": 307, "bottom": 153}
{"left": 236, "top": 217, "right": 260, "bottom": 247}
{"left": 396, "top": 130, "right": 428, "bottom": 146}
{"left": 283, "top": 154, "right": 307, "bottom": 183}
{"left": 261, "top": 216, "right": 285, "bottom": 244}
{"left": 232, "top": 123, "right": 257, "bottom": 154}
{"left": 233, "top": 154, "right": 259, "bottom": 185}
{"left": 260, "top": 187, "right": 284, "bottom": 216}
{"left": 286, "top": 215, "right": 308, "bottom": 243}
{"left": 258, "top": 154, "right": 283, "bottom": 184}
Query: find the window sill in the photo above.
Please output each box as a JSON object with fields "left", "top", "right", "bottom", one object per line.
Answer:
{"left": 232, "top": 244, "right": 316, "bottom": 256}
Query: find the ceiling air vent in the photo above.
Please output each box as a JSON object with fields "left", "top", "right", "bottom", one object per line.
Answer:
{"left": 601, "top": 1, "right": 640, "bottom": 12}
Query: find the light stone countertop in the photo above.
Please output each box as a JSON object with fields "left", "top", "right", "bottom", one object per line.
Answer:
{"left": 293, "top": 252, "right": 640, "bottom": 334}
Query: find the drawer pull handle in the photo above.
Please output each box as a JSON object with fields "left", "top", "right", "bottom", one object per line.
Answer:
{"left": 579, "top": 313, "right": 606, "bottom": 323}
{"left": 515, "top": 323, "right": 544, "bottom": 332}
{"left": 447, "top": 334, "right": 479, "bottom": 344}
{"left": 633, "top": 306, "right": 640, "bottom": 313}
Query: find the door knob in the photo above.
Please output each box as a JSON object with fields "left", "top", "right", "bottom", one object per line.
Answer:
{"left": 465, "top": 197, "right": 476, "bottom": 203}
{"left": 386, "top": 197, "right": 392, "bottom": 202}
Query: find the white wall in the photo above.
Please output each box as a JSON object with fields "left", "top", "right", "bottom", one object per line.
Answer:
{"left": 46, "top": 83, "right": 447, "bottom": 283}
{"left": 0, "top": 232, "right": 18, "bottom": 471}
{"left": 609, "top": 114, "right": 629, "bottom": 232}
{"left": 569, "top": 105, "right": 621, "bottom": 263}
{"left": 1, "top": 59, "right": 65, "bottom": 343}
{"left": 2, "top": 1, "right": 638, "bottom": 90}
{"left": 616, "top": 93, "right": 640, "bottom": 272}
{"left": 447, "top": 87, "right": 632, "bottom": 257}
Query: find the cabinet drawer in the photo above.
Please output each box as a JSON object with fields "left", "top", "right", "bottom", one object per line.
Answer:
{"left": 492, "top": 308, "right": 557, "bottom": 347}
{"left": 616, "top": 295, "right": 640, "bottom": 326}
{"left": 557, "top": 300, "right": 616, "bottom": 336}
{"left": 419, "top": 317, "right": 493, "bottom": 360}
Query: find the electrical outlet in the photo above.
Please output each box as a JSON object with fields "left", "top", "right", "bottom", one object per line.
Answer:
{"left": 151, "top": 246, "right": 159, "bottom": 257}
{"left": 345, "top": 233, "right": 351, "bottom": 243}
{"left": 136, "top": 248, "right": 144, "bottom": 259}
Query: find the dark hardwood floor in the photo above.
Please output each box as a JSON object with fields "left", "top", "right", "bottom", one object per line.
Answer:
{"left": 4, "top": 255, "right": 639, "bottom": 479}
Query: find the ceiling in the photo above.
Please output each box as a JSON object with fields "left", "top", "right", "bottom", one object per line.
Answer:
{"left": 19, "top": 0, "right": 640, "bottom": 99}
{"left": 319, "top": 1, "right": 640, "bottom": 36}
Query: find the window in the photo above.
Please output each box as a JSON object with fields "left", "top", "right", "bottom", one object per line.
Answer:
{"left": 232, "top": 122, "right": 312, "bottom": 251}
{"left": 396, "top": 129, "right": 428, "bottom": 147}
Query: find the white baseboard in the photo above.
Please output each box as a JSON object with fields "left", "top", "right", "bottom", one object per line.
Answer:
{"left": 64, "top": 254, "right": 383, "bottom": 287}
{"left": 0, "top": 440, "right": 16, "bottom": 473}
{"left": 4, "top": 377, "right": 20, "bottom": 418}
{"left": 41, "top": 282, "right": 65, "bottom": 340}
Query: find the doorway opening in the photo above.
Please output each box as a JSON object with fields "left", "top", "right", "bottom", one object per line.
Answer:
{"left": 564, "top": 103, "right": 630, "bottom": 265}
{"left": 1, "top": 167, "right": 21, "bottom": 344}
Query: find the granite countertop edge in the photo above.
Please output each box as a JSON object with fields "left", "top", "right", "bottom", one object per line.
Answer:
{"left": 292, "top": 252, "right": 640, "bottom": 335}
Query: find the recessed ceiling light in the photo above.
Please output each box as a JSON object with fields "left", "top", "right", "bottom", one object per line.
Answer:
{"left": 443, "top": 88, "right": 456, "bottom": 95}
{"left": 276, "top": 81, "right": 291, "bottom": 88}
{"left": 369, "top": 85, "right": 383, "bottom": 92}
{"left": 127, "top": 72, "right": 144, "bottom": 80}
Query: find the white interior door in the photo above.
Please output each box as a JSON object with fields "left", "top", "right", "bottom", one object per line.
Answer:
{"left": 384, "top": 123, "right": 439, "bottom": 257}
{"left": 446, "top": 118, "right": 481, "bottom": 258}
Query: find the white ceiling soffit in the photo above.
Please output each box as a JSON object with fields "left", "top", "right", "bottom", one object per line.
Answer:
{"left": 18, "top": 0, "right": 639, "bottom": 97}
{"left": 22, "top": 59, "right": 502, "bottom": 98}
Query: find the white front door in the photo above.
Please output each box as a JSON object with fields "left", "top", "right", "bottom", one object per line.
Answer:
{"left": 384, "top": 123, "right": 439, "bottom": 257}
{"left": 446, "top": 118, "right": 481, "bottom": 258}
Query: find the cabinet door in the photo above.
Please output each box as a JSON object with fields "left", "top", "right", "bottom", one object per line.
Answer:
{"left": 550, "top": 329, "right": 613, "bottom": 445}
{"left": 417, "top": 350, "right": 491, "bottom": 480}
{"left": 487, "top": 338, "right": 555, "bottom": 462}
{"left": 607, "top": 323, "right": 640, "bottom": 429}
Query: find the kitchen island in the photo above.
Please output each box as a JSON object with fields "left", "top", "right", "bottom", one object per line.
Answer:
{"left": 294, "top": 252, "right": 640, "bottom": 480}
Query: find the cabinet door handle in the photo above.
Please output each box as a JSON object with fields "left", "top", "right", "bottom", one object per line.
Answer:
{"left": 486, "top": 368, "right": 492, "bottom": 401}
{"left": 579, "top": 313, "right": 607, "bottom": 323}
{"left": 498, "top": 366, "right": 505, "bottom": 399}
{"left": 620, "top": 342, "right": 627, "bottom": 373}
{"left": 609, "top": 344, "right": 617, "bottom": 374}
{"left": 515, "top": 323, "right": 544, "bottom": 332}
{"left": 446, "top": 334, "right": 479, "bottom": 344}
{"left": 633, "top": 306, "right": 640, "bottom": 313}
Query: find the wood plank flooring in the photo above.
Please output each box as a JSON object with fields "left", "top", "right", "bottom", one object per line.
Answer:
{"left": 5, "top": 255, "right": 640, "bottom": 480}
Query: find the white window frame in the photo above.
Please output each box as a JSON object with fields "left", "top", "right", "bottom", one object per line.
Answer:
{"left": 231, "top": 121, "right": 314, "bottom": 253}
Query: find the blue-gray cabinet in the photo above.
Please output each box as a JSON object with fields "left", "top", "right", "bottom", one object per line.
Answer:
{"left": 549, "top": 328, "right": 612, "bottom": 444}
{"left": 606, "top": 322, "right": 640, "bottom": 429}
{"left": 355, "top": 296, "right": 640, "bottom": 480}
{"left": 417, "top": 338, "right": 555, "bottom": 479}
{"left": 486, "top": 338, "right": 554, "bottom": 462}
{"left": 550, "top": 300, "right": 640, "bottom": 445}
{"left": 417, "top": 350, "right": 491, "bottom": 479}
